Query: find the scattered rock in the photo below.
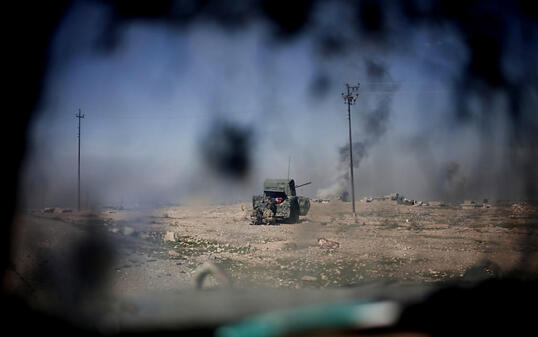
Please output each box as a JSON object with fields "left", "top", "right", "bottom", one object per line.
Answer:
{"left": 168, "top": 250, "right": 179, "bottom": 257}
{"left": 301, "top": 275, "right": 317, "bottom": 281}
{"left": 388, "top": 193, "right": 399, "bottom": 200}
{"left": 318, "top": 238, "right": 340, "bottom": 250}
{"left": 164, "top": 231, "right": 178, "bottom": 242}
{"left": 402, "top": 198, "right": 414, "bottom": 205}
{"left": 461, "top": 200, "right": 482, "bottom": 209}
{"left": 511, "top": 203, "right": 533, "bottom": 215}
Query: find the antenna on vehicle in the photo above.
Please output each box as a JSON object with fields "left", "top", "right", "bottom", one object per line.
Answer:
{"left": 287, "top": 156, "right": 291, "bottom": 180}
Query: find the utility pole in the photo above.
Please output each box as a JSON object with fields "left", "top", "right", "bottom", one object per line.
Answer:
{"left": 76, "top": 108, "right": 85, "bottom": 212}
{"left": 341, "top": 83, "right": 360, "bottom": 218}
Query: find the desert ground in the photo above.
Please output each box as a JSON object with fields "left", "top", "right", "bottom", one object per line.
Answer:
{"left": 8, "top": 198, "right": 538, "bottom": 306}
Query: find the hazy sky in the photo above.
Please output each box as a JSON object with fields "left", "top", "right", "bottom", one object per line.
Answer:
{"left": 20, "top": 0, "right": 533, "bottom": 208}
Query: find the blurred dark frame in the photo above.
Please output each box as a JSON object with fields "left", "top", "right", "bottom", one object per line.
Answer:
{"left": 2, "top": 1, "right": 537, "bottom": 336}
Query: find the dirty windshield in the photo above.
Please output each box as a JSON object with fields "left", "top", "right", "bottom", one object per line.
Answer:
{"left": 5, "top": 1, "right": 537, "bottom": 336}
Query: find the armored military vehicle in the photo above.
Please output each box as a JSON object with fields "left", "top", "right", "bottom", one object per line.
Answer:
{"left": 251, "top": 179, "right": 311, "bottom": 225}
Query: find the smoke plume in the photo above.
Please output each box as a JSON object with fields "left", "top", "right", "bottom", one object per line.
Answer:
{"left": 318, "top": 59, "right": 399, "bottom": 199}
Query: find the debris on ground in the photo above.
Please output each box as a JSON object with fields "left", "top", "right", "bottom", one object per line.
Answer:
{"left": 317, "top": 238, "right": 340, "bottom": 250}
{"left": 358, "top": 193, "right": 431, "bottom": 207}
{"left": 164, "top": 231, "right": 178, "bottom": 242}
{"left": 461, "top": 200, "right": 482, "bottom": 209}
{"left": 387, "top": 193, "right": 402, "bottom": 201}
{"left": 511, "top": 202, "right": 535, "bottom": 215}
{"left": 402, "top": 198, "right": 414, "bottom": 206}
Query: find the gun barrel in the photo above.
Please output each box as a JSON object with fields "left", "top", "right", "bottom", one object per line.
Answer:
{"left": 296, "top": 182, "right": 312, "bottom": 188}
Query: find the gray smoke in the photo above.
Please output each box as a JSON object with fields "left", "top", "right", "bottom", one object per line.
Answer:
{"left": 441, "top": 161, "right": 467, "bottom": 201}
{"left": 318, "top": 59, "right": 399, "bottom": 199}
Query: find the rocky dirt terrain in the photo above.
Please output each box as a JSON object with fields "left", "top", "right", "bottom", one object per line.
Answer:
{"left": 8, "top": 199, "right": 538, "bottom": 302}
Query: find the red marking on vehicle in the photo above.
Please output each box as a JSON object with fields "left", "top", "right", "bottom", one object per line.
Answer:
{"left": 275, "top": 197, "right": 283, "bottom": 204}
